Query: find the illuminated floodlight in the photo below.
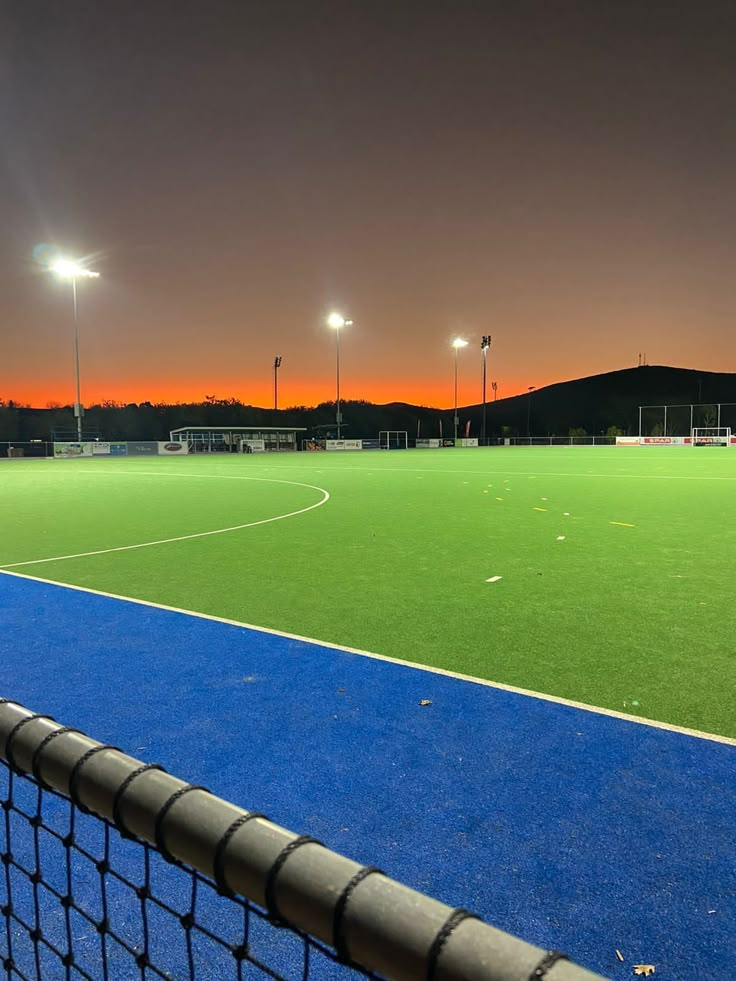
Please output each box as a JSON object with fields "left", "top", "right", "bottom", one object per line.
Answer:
{"left": 50, "top": 258, "right": 100, "bottom": 280}
{"left": 326, "top": 312, "right": 353, "bottom": 438}
{"left": 452, "top": 337, "right": 468, "bottom": 349}
{"left": 47, "top": 253, "right": 100, "bottom": 443}
{"left": 327, "top": 312, "right": 352, "bottom": 329}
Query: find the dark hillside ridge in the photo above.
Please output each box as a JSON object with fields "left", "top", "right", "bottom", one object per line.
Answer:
{"left": 455, "top": 365, "right": 736, "bottom": 436}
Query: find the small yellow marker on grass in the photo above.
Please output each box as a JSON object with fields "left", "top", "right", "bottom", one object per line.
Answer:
{"left": 533, "top": 507, "right": 547, "bottom": 512}
{"left": 610, "top": 521, "right": 635, "bottom": 527}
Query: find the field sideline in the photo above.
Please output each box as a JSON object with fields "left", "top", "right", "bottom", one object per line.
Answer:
{"left": 1, "top": 445, "right": 735, "bottom": 739}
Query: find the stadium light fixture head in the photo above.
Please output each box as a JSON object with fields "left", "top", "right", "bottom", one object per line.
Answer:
{"left": 50, "top": 258, "right": 100, "bottom": 280}
{"left": 452, "top": 337, "right": 468, "bottom": 349}
{"left": 327, "top": 312, "right": 352, "bottom": 329}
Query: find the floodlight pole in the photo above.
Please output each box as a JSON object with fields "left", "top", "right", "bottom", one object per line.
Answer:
{"left": 71, "top": 277, "right": 83, "bottom": 442}
{"left": 451, "top": 339, "right": 468, "bottom": 441}
{"left": 527, "top": 386, "right": 535, "bottom": 437}
{"left": 481, "top": 336, "right": 491, "bottom": 444}
{"left": 326, "top": 314, "right": 351, "bottom": 439}
{"left": 49, "top": 257, "right": 98, "bottom": 442}
{"left": 273, "top": 356, "right": 282, "bottom": 411}
{"left": 335, "top": 327, "right": 342, "bottom": 438}
{"left": 454, "top": 347, "right": 459, "bottom": 440}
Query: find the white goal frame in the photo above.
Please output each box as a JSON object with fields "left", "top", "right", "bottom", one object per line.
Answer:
{"left": 379, "top": 430, "right": 408, "bottom": 450}
{"left": 691, "top": 427, "right": 732, "bottom": 447}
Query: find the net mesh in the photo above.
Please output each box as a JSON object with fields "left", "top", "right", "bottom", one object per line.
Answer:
{"left": 0, "top": 760, "right": 368, "bottom": 980}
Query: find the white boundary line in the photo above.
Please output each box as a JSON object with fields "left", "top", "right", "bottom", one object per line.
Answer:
{"left": 206, "top": 463, "right": 736, "bottom": 482}
{"left": 5, "top": 458, "right": 734, "bottom": 480}
{"left": 1, "top": 568, "right": 735, "bottom": 749}
{"left": 0, "top": 474, "right": 329, "bottom": 569}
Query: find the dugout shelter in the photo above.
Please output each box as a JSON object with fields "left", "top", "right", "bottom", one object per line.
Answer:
{"left": 169, "top": 425, "right": 306, "bottom": 453}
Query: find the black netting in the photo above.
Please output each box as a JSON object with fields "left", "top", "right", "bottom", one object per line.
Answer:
{"left": 0, "top": 760, "right": 371, "bottom": 980}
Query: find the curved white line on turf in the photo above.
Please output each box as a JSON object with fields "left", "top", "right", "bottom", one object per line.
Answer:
{"left": 2, "top": 567, "right": 735, "bottom": 748}
{"left": 0, "top": 475, "right": 329, "bottom": 569}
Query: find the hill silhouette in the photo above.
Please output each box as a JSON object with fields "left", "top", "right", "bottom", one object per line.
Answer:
{"left": 2, "top": 365, "right": 736, "bottom": 441}
{"left": 455, "top": 364, "right": 736, "bottom": 437}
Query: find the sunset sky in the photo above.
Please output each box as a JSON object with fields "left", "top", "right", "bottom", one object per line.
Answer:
{"left": 2, "top": 1, "right": 736, "bottom": 409}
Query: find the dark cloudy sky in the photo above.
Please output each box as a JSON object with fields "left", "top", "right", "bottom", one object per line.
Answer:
{"left": 1, "top": 0, "right": 735, "bottom": 408}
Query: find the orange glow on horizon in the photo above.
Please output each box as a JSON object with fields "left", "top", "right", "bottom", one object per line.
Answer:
{"left": 6, "top": 376, "right": 551, "bottom": 410}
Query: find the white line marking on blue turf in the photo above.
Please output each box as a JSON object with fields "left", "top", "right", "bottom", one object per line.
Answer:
{"left": 485, "top": 576, "right": 503, "bottom": 583}
{"left": 2, "top": 568, "right": 735, "bottom": 748}
{"left": 0, "top": 475, "right": 330, "bottom": 569}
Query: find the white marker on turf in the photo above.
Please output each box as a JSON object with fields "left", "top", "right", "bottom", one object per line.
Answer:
{"left": 485, "top": 576, "right": 503, "bottom": 583}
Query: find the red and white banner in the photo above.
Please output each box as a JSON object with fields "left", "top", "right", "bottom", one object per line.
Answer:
{"left": 640, "top": 436, "right": 691, "bottom": 445}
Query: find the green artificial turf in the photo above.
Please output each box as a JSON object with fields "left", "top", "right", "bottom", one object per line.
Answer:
{"left": 2, "top": 447, "right": 735, "bottom": 738}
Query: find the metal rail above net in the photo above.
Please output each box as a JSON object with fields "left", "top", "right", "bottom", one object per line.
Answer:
{"left": 0, "top": 699, "right": 606, "bottom": 981}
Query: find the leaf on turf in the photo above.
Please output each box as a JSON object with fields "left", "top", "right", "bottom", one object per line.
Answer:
{"left": 419, "top": 699, "right": 432, "bottom": 707}
{"left": 633, "top": 966, "right": 655, "bottom": 976}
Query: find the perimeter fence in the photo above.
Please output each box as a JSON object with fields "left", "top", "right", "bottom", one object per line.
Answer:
{"left": 0, "top": 443, "right": 53, "bottom": 460}
{"left": 484, "top": 437, "right": 616, "bottom": 447}
{"left": 0, "top": 699, "right": 605, "bottom": 981}
{"left": 638, "top": 403, "right": 736, "bottom": 437}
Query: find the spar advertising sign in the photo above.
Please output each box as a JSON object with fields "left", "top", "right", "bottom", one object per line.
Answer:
{"left": 639, "top": 436, "right": 691, "bottom": 445}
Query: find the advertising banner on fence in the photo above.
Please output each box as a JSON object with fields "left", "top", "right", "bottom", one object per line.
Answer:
{"left": 54, "top": 442, "right": 93, "bottom": 458}
{"left": 55, "top": 441, "right": 187, "bottom": 457}
{"left": 54, "top": 441, "right": 115, "bottom": 457}
{"left": 615, "top": 437, "right": 641, "bottom": 446}
{"left": 639, "top": 436, "right": 691, "bottom": 446}
{"left": 416, "top": 439, "right": 441, "bottom": 448}
{"left": 456, "top": 438, "right": 479, "bottom": 447}
{"left": 158, "top": 441, "right": 189, "bottom": 455}
{"left": 325, "top": 439, "right": 363, "bottom": 451}
{"left": 127, "top": 442, "right": 159, "bottom": 456}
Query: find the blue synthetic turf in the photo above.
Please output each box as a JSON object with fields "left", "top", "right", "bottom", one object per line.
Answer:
{"left": 1, "top": 571, "right": 735, "bottom": 980}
